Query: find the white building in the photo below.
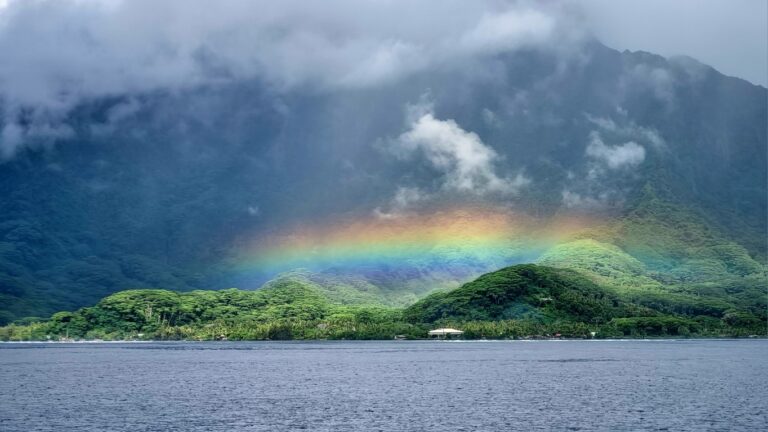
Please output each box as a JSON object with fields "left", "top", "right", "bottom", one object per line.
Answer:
{"left": 428, "top": 328, "right": 464, "bottom": 339}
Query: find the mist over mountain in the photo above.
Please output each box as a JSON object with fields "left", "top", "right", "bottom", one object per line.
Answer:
{"left": 0, "top": 0, "right": 765, "bottom": 323}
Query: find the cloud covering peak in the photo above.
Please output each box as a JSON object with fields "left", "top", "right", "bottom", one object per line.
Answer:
{"left": 0, "top": 0, "right": 572, "bottom": 106}
{"left": 0, "top": 0, "right": 585, "bottom": 160}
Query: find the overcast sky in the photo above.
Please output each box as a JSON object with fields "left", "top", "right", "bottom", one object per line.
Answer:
{"left": 0, "top": 0, "right": 764, "bottom": 85}
{"left": 0, "top": 0, "right": 763, "bottom": 119}
{"left": 576, "top": 0, "right": 767, "bottom": 86}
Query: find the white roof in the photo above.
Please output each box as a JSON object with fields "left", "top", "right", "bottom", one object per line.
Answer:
{"left": 428, "top": 328, "right": 464, "bottom": 335}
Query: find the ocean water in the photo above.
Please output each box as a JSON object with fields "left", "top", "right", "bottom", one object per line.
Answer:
{"left": 0, "top": 340, "right": 765, "bottom": 431}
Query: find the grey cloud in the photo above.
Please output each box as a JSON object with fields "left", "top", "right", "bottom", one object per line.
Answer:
{"left": 373, "top": 186, "right": 427, "bottom": 220}
{"left": 0, "top": 0, "right": 760, "bottom": 166}
{"left": 0, "top": 0, "right": 575, "bottom": 108}
{"left": 89, "top": 98, "right": 142, "bottom": 136}
{"left": 585, "top": 132, "right": 645, "bottom": 170}
{"left": 0, "top": 0, "right": 585, "bottom": 160}
{"left": 0, "top": 118, "right": 73, "bottom": 161}
{"left": 0, "top": 122, "right": 21, "bottom": 160}
{"left": 561, "top": 190, "right": 604, "bottom": 210}
{"left": 585, "top": 115, "right": 665, "bottom": 150}
{"left": 621, "top": 64, "right": 676, "bottom": 106}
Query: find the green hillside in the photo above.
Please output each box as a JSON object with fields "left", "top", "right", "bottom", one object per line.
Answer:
{"left": 0, "top": 277, "right": 415, "bottom": 341}
{"left": 3, "top": 264, "right": 763, "bottom": 341}
{"left": 403, "top": 265, "right": 651, "bottom": 323}
{"left": 537, "top": 188, "right": 767, "bottom": 322}
{"left": 3, "top": 185, "right": 765, "bottom": 341}
{"left": 404, "top": 264, "right": 764, "bottom": 338}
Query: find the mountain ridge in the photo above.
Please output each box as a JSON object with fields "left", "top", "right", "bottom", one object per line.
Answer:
{"left": 0, "top": 40, "right": 765, "bottom": 323}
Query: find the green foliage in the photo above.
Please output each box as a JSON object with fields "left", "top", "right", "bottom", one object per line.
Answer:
{"left": 403, "top": 265, "right": 653, "bottom": 324}
{"left": 529, "top": 191, "right": 767, "bottom": 336}
{"left": 261, "top": 271, "right": 396, "bottom": 306}
{"left": 0, "top": 277, "right": 427, "bottom": 341}
{"left": 618, "top": 186, "right": 765, "bottom": 280}
{"left": 1, "top": 252, "right": 764, "bottom": 341}
{"left": 537, "top": 239, "right": 660, "bottom": 290}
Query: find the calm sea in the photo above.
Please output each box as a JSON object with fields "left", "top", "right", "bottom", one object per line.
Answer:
{"left": 0, "top": 340, "right": 765, "bottom": 431}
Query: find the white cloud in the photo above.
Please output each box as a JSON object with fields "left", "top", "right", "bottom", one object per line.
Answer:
{"left": 394, "top": 105, "right": 529, "bottom": 195}
{"left": 585, "top": 114, "right": 665, "bottom": 149}
{"left": 585, "top": 131, "right": 646, "bottom": 169}
{"left": 373, "top": 186, "right": 426, "bottom": 219}
{"left": 338, "top": 40, "right": 427, "bottom": 88}
{"left": 561, "top": 190, "right": 603, "bottom": 209}
{"left": 458, "top": 9, "right": 556, "bottom": 54}
{"left": 391, "top": 186, "right": 424, "bottom": 209}
{"left": 560, "top": 117, "right": 654, "bottom": 210}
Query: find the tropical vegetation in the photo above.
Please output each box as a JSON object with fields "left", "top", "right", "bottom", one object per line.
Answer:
{"left": 2, "top": 264, "right": 763, "bottom": 341}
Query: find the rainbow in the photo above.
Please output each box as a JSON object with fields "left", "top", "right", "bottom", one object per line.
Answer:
{"left": 228, "top": 205, "right": 600, "bottom": 284}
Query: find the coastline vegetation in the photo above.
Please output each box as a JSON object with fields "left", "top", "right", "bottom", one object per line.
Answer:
{"left": 2, "top": 265, "right": 763, "bottom": 342}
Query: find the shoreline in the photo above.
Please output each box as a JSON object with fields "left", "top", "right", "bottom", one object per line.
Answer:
{"left": 2, "top": 336, "right": 765, "bottom": 344}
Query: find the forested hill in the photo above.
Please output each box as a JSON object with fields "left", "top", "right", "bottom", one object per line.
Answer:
{"left": 2, "top": 264, "right": 764, "bottom": 341}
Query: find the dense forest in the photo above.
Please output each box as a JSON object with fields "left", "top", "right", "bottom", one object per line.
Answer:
{"left": 3, "top": 264, "right": 763, "bottom": 341}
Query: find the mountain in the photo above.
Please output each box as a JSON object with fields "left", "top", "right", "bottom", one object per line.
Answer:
{"left": 0, "top": 39, "right": 765, "bottom": 324}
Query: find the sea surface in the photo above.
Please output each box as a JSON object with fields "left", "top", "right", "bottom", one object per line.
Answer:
{"left": 0, "top": 339, "right": 765, "bottom": 431}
